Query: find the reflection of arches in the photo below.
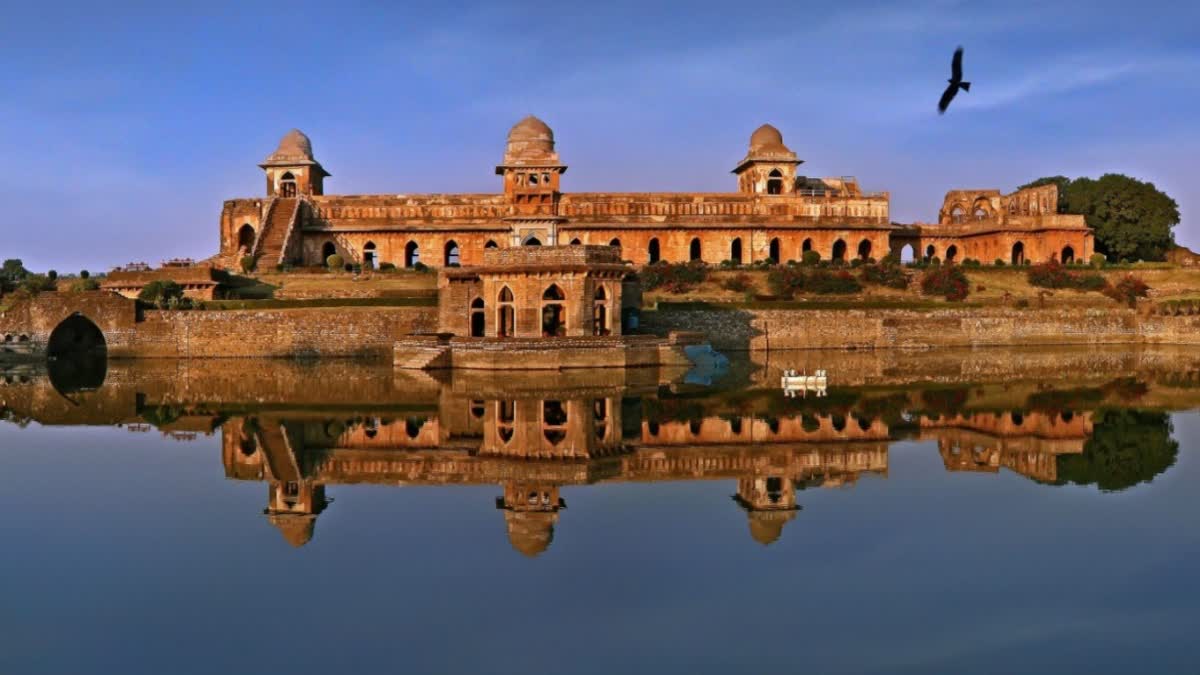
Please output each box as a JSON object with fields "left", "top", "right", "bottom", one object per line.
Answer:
{"left": 857, "top": 239, "right": 872, "bottom": 261}
{"left": 766, "top": 169, "right": 783, "bottom": 195}
{"left": 404, "top": 241, "right": 420, "bottom": 268}
{"left": 689, "top": 238, "right": 702, "bottom": 261}
{"left": 1011, "top": 241, "right": 1025, "bottom": 265}
{"left": 945, "top": 245, "right": 958, "bottom": 263}
{"left": 279, "top": 171, "right": 297, "bottom": 197}
{"left": 831, "top": 239, "right": 846, "bottom": 262}
{"left": 498, "top": 286, "right": 515, "bottom": 337}
{"left": 542, "top": 400, "right": 568, "bottom": 445}
{"left": 542, "top": 284, "right": 565, "bottom": 337}
{"left": 321, "top": 241, "right": 336, "bottom": 260}
{"left": 237, "top": 224, "right": 255, "bottom": 250}
{"left": 444, "top": 240, "right": 460, "bottom": 267}
{"left": 48, "top": 314, "right": 106, "bottom": 357}
{"left": 768, "top": 238, "right": 780, "bottom": 263}
{"left": 648, "top": 238, "right": 661, "bottom": 264}
{"left": 1061, "top": 245, "right": 1075, "bottom": 264}
{"left": 730, "top": 238, "right": 743, "bottom": 264}
{"left": 363, "top": 241, "right": 377, "bottom": 269}
{"left": 470, "top": 297, "right": 485, "bottom": 337}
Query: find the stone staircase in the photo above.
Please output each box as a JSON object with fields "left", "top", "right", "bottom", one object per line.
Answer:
{"left": 252, "top": 197, "right": 299, "bottom": 266}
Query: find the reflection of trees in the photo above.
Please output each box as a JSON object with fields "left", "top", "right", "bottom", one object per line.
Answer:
{"left": 1054, "top": 409, "right": 1178, "bottom": 492}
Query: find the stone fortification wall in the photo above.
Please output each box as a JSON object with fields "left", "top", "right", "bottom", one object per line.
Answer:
{"left": 641, "top": 305, "right": 1200, "bottom": 352}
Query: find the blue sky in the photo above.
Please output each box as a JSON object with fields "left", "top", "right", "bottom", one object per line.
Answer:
{"left": 1, "top": 0, "right": 1197, "bottom": 272}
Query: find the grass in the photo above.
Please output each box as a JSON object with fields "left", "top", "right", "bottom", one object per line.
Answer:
{"left": 200, "top": 296, "right": 436, "bottom": 310}
{"left": 653, "top": 299, "right": 982, "bottom": 311}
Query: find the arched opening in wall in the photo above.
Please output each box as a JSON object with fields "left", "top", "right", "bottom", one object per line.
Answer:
{"left": 689, "top": 238, "right": 702, "bottom": 262}
{"left": 497, "top": 401, "right": 515, "bottom": 443}
{"left": 470, "top": 297, "right": 485, "bottom": 337}
{"left": 279, "top": 172, "right": 297, "bottom": 198}
{"left": 973, "top": 207, "right": 988, "bottom": 220}
{"left": 950, "top": 206, "right": 965, "bottom": 224}
{"left": 497, "top": 287, "right": 515, "bottom": 337}
{"left": 524, "top": 236, "right": 542, "bottom": 247}
{"left": 1011, "top": 241, "right": 1026, "bottom": 265}
{"left": 404, "top": 241, "right": 420, "bottom": 268}
{"left": 730, "top": 238, "right": 743, "bottom": 264}
{"left": 1061, "top": 245, "right": 1075, "bottom": 264}
{"left": 46, "top": 314, "right": 107, "bottom": 393}
{"left": 802, "top": 238, "right": 813, "bottom": 255}
{"left": 363, "top": 241, "right": 377, "bottom": 269}
{"left": 593, "top": 398, "right": 609, "bottom": 441}
{"left": 543, "top": 400, "right": 568, "bottom": 445}
{"left": 593, "top": 285, "right": 610, "bottom": 336}
{"left": 609, "top": 238, "right": 621, "bottom": 249}
{"left": 925, "top": 244, "right": 937, "bottom": 260}
{"left": 485, "top": 240, "right": 499, "bottom": 249}
{"left": 321, "top": 241, "right": 336, "bottom": 261}
{"left": 569, "top": 238, "right": 582, "bottom": 246}
{"left": 857, "top": 239, "right": 872, "bottom": 261}
{"left": 444, "top": 240, "right": 460, "bottom": 267}
{"left": 831, "top": 239, "right": 847, "bottom": 263}
{"left": 648, "top": 238, "right": 661, "bottom": 264}
{"left": 237, "top": 224, "right": 255, "bottom": 251}
{"left": 766, "top": 169, "right": 783, "bottom": 195}
{"left": 405, "top": 416, "right": 426, "bottom": 439}
{"left": 768, "top": 238, "right": 780, "bottom": 263}
{"left": 897, "top": 243, "right": 915, "bottom": 263}
{"left": 541, "top": 284, "right": 566, "bottom": 337}
{"left": 945, "top": 245, "right": 958, "bottom": 263}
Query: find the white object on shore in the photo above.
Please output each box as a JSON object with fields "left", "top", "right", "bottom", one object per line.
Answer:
{"left": 781, "top": 369, "right": 828, "bottom": 397}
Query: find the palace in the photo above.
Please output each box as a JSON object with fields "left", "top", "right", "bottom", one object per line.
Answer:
{"left": 217, "top": 117, "right": 1092, "bottom": 270}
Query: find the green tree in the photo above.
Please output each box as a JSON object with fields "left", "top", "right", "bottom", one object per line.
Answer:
{"left": 1054, "top": 409, "right": 1179, "bottom": 492}
{"left": 1020, "top": 174, "right": 1180, "bottom": 262}
{"left": 138, "top": 280, "right": 188, "bottom": 309}
{"left": 1, "top": 259, "right": 29, "bottom": 291}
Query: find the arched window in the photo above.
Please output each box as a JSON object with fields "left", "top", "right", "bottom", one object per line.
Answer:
{"left": 974, "top": 207, "right": 988, "bottom": 220}
{"left": 1061, "top": 245, "right": 1075, "bottom": 264}
{"left": 730, "top": 238, "right": 743, "bottom": 264}
{"left": 648, "top": 238, "right": 661, "bottom": 264}
{"left": 404, "top": 241, "right": 420, "bottom": 268}
{"left": 897, "top": 243, "right": 915, "bottom": 264}
{"left": 362, "top": 242, "right": 377, "bottom": 269}
{"left": 542, "top": 284, "right": 565, "bottom": 337}
{"left": 485, "top": 240, "right": 499, "bottom": 249}
{"left": 689, "top": 238, "right": 702, "bottom": 261}
{"left": 497, "top": 286, "right": 515, "bottom": 337}
{"left": 593, "top": 285, "right": 610, "bottom": 336}
{"left": 1012, "top": 241, "right": 1026, "bottom": 265}
{"left": 609, "top": 238, "right": 621, "bottom": 249}
{"left": 569, "top": 238, "right": 582, "bottom": 245}
{"left": 524, "top": 236, "right": 542, "bottom": 246}
{"left": 321, "top": 241, "right": 336, "bottom": 260}
{"left": 279, "top": 171, "right": 297, "bottom": 198}
{"left": 857, "top": 239, "right": 872, "bottom": 261}
{"left": 768, "top": 238, "right": 780, "bottom": 263}
{"left": 802, "top": 238, "right": 813, "bottom": 254}
{"left": 237, "top": 224, "right": 256, "bottom": 251}
{"left": 945, "top": 245, "right": 958, "bottom": 263}
{"left": 832, "top": 239, "right": 847, "bottom": 262}
{"left": 925, "top": 244, "right": 937, "bottom": 260}
{"left": 950, "top": 206, "right": 965, "bottom": 223}
{"left": 470, "top": 297, "right": 485, "bottom": 337}
{"left": 444, "top": 240, "right": 460, "bottom": 267}
{"left": 766, "top": 169, "right": 783, "bottom": 195}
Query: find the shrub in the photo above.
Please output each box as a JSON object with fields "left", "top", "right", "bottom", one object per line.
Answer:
{"left": 721, "top": 273, "right": 752, "bottom": 293}
{"left": 929, "top": 256, "right": 941, "bottom": 266}
{"left": 1103, "top": 275, "right": 1149, "bottom": 308}
{"left": 806, "top": 269, "right": 863, "bottom": 294}
{"left": 719, "top": 259, "right": 740, "bottom": 269}
{"left": 1090, "top": 253, "right": 1108, "bottom": 268}
{"left": 326, "top": 254, "right": 344, "bottom": 270}
{"left": 379, "top": 262, "right": 397, "bottom": 272}
{"left": 68, "top": 278, "right": 100, "bottom": 293}
{"left": 767, "top": 266, "right": 806, "bottom": 297}
{"left": 79, "top": 270, "right": 90, "bottom": 279}
{"left": 18, "top": 274, "right": 56, "bottom": 295}
{"left": 352, "top": 263, "right": 363, "bottom": 274}
{"left": 47, "top": 270, "right": 57, "bottom": 281}
{"left": 138, "top": 280, "right": 191, "bottom": 309}
{"left": 860, "top": 262, "right": 911, "bottom": 290}
{"left": 413, "top": 262, "right": 432, "bottom": 273}
{"left": 240, "top": 255, "right": 257, "bottom": 273}
{"left": 643, "top": 261, "right": 709, "bottom": 293}
{"left": 920, "top": 266, "right": 970, "bottom": 301}
{"left": 994, "top": 259, "right": 1006, "bottom": 267}
{"left": 801, "top": 250, "right": 821, "bottom": 266}
{"left": 1027, "top": 261, "right": 1107, "bottom": 292}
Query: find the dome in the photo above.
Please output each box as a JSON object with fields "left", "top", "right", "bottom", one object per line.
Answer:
{"left": 748, "top": 123, "right": 792, "bottom": 154}
{"left": 261, "top": 128, "right": 326, "bottom": 173}
{"left": 501, "top": 115, "right": 560, "bottom": 166}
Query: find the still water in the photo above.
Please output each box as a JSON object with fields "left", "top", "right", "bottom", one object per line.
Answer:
{"left": 2, "top": 348, "right": 1199, "bottom": 674}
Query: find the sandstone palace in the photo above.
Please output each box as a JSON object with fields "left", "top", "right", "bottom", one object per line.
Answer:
{"left": 217, "top": 117, "right": 1093, "bottom": 270}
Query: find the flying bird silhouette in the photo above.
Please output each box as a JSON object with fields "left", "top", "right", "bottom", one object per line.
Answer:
{"left": 938, "top": 47, "right": 971, "bottom": 114}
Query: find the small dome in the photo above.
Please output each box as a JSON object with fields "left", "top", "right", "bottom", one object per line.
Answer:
{"left": 750, "top": 123, "right": 784, "bottom": 149}
{"left": 508, "top": 115, "right": 554, "bottom": 144}
{"left": 273, "top": 129, "right": 314, "bottom": 160}
{"left": 501, "top": 115, "right": 560, "bottom": 165}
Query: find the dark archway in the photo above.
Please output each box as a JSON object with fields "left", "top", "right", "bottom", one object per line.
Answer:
{"left": 524, "top": 236, "right": 542, "bottom": 247}
{"left": 363, "top": 241, "right": 377, "bottom": 269}
{"left": 689, "top": 238, "right": 702, "bottom": 262}
{"left": 569, "top": 238, "right": 582, "bottom": 246}
{"left": 542, "top": 284, "right": 565, "bottom": 337}
{"left": 768, "top": 238, "right": 780, "bottom": 263}
{"left": 48, "top": 314, "right": 106, "bottom": 357}
{"left": 237, "top": 224, "right": 256, "bottom": 251}
{"left": 280, "top": 172, "right": 297, "bottom": 198}
{"left": 857, "top": 239, "right": 872, "bottom": 261}
{"left": 404, "top": 241, "right": 420, "bottom": 268}
{"left": 730, "top": 238, "right": 743, "bottom": 264}
{"left": 945, "top": 245, "right": 958, "bottom": 263}
{"left": 1061, "top": 245, "right": 1075, "bottom": 264}
{"left": 470, "top": 297, "right": 485, "bottom": 337}
{"left": 498, "top": 286, "right": 515, "bottom": 337}
{"left": 831, "top": 239, "right": 847, "bottom": 262}
{"left": 802, "top": 238, "right": 813, "bottom": 256}
{"left": 609, "top": 238, "right": 621, "bottom": 249}
{"left": 766, "top": 169, "right": 783, "bottom": 195}
{"left": 925, "top": 244, "right": 937, "bottom": 260}
{"left": 593, "top": 285, "right": 610, "bottom": 336}
{"left": 648, "top": 238, "right": 661, "bottom": 264}
{"left": 444, "top": 240, "right": 460, "bottom": 267}
{"left": 321, "top": 241, "right": 336, "bottom": 261}
{"left": 485, "top": 240, "right": 499, "bottom": 249}
{"left": 1012, "top": 241, "right": 1025, "bottom": 265}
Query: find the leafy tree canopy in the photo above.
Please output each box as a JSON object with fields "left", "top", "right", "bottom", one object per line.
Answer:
{"left": 1019, "top": 174, "right": 1180, "bottom": 262}
{"left": 1054, "top": 409, "right": 1178, "bottom": 492}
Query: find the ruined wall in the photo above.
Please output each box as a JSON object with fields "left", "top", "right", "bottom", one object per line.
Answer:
{"left": 641, "top": 305, "right": 1200, "bottom": 352}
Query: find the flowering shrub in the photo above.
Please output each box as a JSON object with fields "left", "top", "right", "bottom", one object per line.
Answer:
{"left": 1027, "top": 261, "right": 1106, "bottom": 291}
{"left": 767, "top": 267, "right": 861, "bottom": 296}
{"left": 721, "top": 273, "right": 753, "bottom": 293}
{"left": 920, "top": 266, "right": 969, "bottom": 301}
{"left": 641, "top": 262, "right": 709, "bottom": 293}
{"left": 859, "top": 263, "right": 911, "bottom": 290}
{"left": 1103, "top": 275, "right": 1150, "bottom": 307}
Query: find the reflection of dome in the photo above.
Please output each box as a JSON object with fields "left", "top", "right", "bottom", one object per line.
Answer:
{"left": 501, "top": 115, "right": 560, "bottom": 165}
{"left": 268, "top": 513, "right": 317, "bottom": 548}
{"left": 745, "top": 510, "right": 797, "bottom": 546}
{"left": 504, "top": 510, "right": 557, "bottom": 557}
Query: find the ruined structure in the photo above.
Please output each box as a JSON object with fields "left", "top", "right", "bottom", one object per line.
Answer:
{"left": 217, "top": 118, "right": 1091, "bottom": 270}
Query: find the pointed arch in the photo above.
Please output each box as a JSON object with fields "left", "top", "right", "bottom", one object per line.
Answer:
{"left": 363, "top": 241, "right": 377, "bottom": 269}
{"left": 831, "top": 239, "right": 847, "bottom": 262}
{"left": 497, "top": 286, "right": 515, "bottom": 337}
{"left": 444, "top": 240, "right": 460, "bottom": 267}
{"left": 689, "top": 237, "right": 702, "bottom": 262}
{"left": 485, "top": 239, "right": 499, "bottom": 249}
{"left": 766, "top": 169, "right": 783, "bottom": 195}
{"left": 730, "top": 238, "right": 743, "bottom": 264}
{"left": 768, "top": 238, "right": 780, "bottom": 263}
{"left": 648, "top": 238, "right": 661, "bottom": 264}
{"left": 1012, "top": 241, "right": 1026, "bottom": 265}
{"left": 404, "top": 241, "right": 420, "bottom": 268}
{"left": 469, "top": 296, "right": 485, "bottom": 337}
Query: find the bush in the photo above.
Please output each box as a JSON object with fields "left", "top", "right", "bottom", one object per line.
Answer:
{"left": 18, "top": 274, "right": 56, "bottom": 295}
{"left": 413, "top": 262, "right": 432, "bottom": 273}
{"left": 80, "top": 270, "right": 90, "bottom": 279}
{"left": 1103, "top": 275, "right": 1149, "bottom": 308}
{"left": 68, "top": 278, "right": 100, "bottom": 293}
{"left": 920, "top": 266, "right": 970, "bottom": 301}
{"left": 962, "top": 258, "right": 981, "bottom": 268}
{"left": 240, "top": 255, "right": 257, "bottom": 273}
{"left": 138, "top": 280, "right": 191, "bottom": 309}
{"left": 326, "top": 254, "right": 344, "bottom": 270}
{"left": 860, "top": 262, "right": 911, "bottom": 290}
{"left": 719, "top": 259, "right": 740, "bottom": 269}
{"left": 379, "top": 262, "right": 397, "bottom": 272}
{"left": 767, "top": 266, "right": 806, "bottom": 297}
{"left": 807, "top": 269, "right": 862, "bottom": 294}
{"left": 801, "top": 250, "right": 821, "bottom": 266}
{"left": 994, "top": 259, "right": 1006, "bottom": 267}
{"left": 1027, "top": 261, "right": 1107, "bottom": 293}
{"left": 47, "top": 270, "right": 57, "bottom": 281}
{"left": 643, "top": 262, "right": 709, "bottom": 293}
{"left": 1090, "top": 253, "right": 1108, "bottom": 268}
{"left": 721, "top": 273, "right": 752, "bottom": 293}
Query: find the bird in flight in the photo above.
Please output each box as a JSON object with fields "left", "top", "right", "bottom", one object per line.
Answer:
{"left": 938, "top": 46, "right": 971, "bottom": 114}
